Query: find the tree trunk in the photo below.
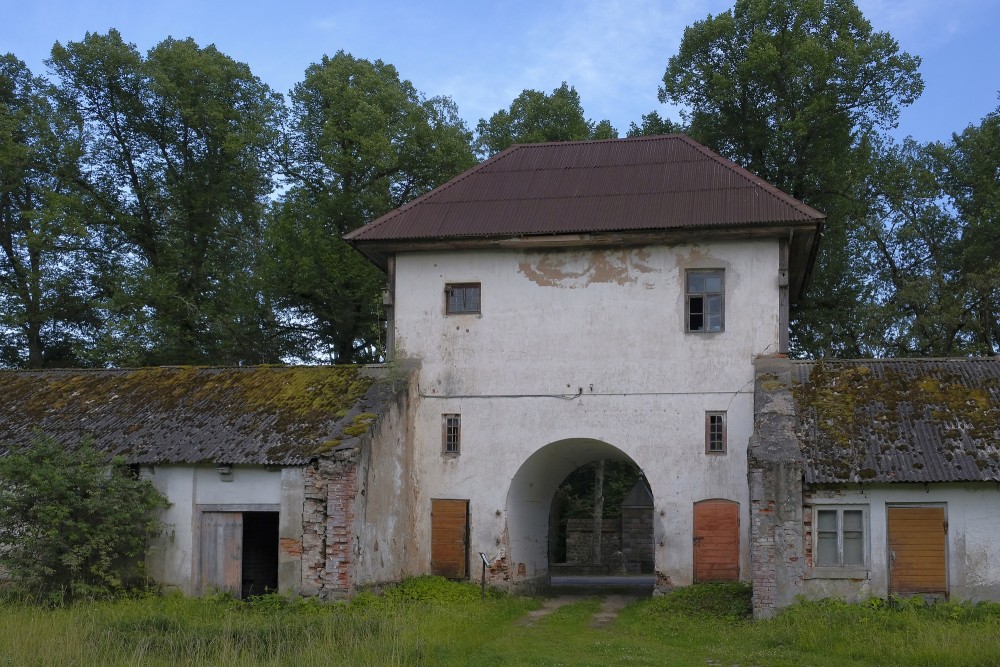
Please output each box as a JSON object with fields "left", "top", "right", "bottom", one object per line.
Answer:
{"left": 591, "top": 460, "right": 605, "bottom": 564}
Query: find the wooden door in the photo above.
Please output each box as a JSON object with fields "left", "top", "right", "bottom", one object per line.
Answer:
{"left": 200, "top": 512, "right": 243, "bottom": 595}
{"left": 431, "top": 499, "right": 469, "bottom": 579}
{"left": 888, "top": 506, "right": 947, "bottom": 596}
{"left": 693, "top": 499, "right": 740, "bottom": 582}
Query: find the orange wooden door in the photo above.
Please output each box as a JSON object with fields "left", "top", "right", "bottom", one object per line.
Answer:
{"left": 693, "top": 499, "right": 739, "bottom": 582}
{"left": 200, "top": 512, "right": 243, "bottom": 595}
{"left": 888, "top": 506, "right": 947, "bottom": 596}
{"left": 431, "top": 499, "right": 469, "bottom": 579}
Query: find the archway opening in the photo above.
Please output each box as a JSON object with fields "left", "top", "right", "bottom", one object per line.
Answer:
{"left": 505, "top": 438, "right": 654, "bottom": 590}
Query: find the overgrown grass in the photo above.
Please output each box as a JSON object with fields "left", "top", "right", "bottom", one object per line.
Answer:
{"left": 1, "top": 579, "right": 999, "bottom": 665}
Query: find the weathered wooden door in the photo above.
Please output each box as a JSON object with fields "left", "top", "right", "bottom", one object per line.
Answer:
{"left": 200, "top": 512, "right": 243, "bottom": 595}
{"left": 693, "top": 499, "right": 739, "bottom": 582}
{"left": 888, "top": 506, "right": 947, "bottom": 596}
{"left": 431, "top": 499, "right": 469, "bottom": 579}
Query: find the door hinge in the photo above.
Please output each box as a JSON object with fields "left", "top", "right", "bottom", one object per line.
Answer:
{"left": 943, "top": 521, "right": 949, "bottom": 533}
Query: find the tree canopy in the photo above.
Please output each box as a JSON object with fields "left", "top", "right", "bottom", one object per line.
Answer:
{"left": 475, "top": 82, "right": 617, "bottom": 158}
{"left": 269, "top": 51, "right": 476, "bottom": 362}
{"left": 661, "top": 0, "right": 924, "bottom": 356}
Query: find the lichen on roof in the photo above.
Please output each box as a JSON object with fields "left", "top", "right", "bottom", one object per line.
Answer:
{"left": 792, "top": 359, "right": 1000, "bottom": 484}
{"left": 0, "top": 365, "right": 395, "bottom": 466}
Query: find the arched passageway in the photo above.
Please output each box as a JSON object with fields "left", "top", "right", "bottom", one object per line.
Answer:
{"left": 505, "top": 438, "right": 654, "bottom": 590}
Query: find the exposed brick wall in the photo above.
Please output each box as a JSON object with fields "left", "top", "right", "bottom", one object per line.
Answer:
{"left": 301, "top": 448, "right": 360, "bottom": 598}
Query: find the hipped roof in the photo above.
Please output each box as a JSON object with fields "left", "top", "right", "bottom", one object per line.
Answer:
{"left": 793, "top": 359, "right": 1000, "bottom": 485}
{"left": 345, "top": 135, "right": 824, "bottom": 298}
{"left": 0, "top": 366, "right": 391, "bottom": 466}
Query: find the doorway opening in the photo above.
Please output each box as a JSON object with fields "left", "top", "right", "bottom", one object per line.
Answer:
{"left": 199, "top": 509, "right": 279, "bottom": 598}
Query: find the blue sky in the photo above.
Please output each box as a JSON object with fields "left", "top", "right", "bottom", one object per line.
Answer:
{"left": 2, "top": 0, "right": 998, "bottom": 143}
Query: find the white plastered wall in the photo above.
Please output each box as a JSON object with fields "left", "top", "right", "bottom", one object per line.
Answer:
{"left": 144, "top": 465, "right": 300, "bottom": 595}
{"left": 391, "top": 240, "right": 782, "bottom": 586}
{"left": 806, "top": 484, "right": 1000, "bottom": 602}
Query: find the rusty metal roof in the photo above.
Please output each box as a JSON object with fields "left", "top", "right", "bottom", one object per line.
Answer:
{"left": 345, "top": 135, "right": 825, "bottom": 244}
{"left": 792, "top": 359, "right": 1000, "bottom": 485}
{"left": 0, "top": 366, "right": 393, "bottom": 466}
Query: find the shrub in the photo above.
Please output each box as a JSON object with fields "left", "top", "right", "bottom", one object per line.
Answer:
{"left": 0, "top": 433, "right": 169, "bottom": 603}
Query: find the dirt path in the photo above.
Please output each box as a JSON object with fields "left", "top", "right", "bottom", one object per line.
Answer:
{"left": 517, "top": 593, "right": 639, "bottom": 628}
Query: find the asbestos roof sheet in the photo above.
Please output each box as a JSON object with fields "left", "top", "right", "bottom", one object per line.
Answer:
{"left": 792, "top": 359, "right": 1000, "bottom": 484}
{"left": 344, "top": 135, "right": 825, "bottom": 243}
{"left": 0, "top": 366, "right": 392, "bottom": 466}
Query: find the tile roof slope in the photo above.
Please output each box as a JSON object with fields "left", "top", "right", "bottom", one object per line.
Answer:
{"left": 344, "top": 135, "right": 825, "bottom": 242}
{"left": 792, "top": 358, "right": 1000, "bottom": 484}
{"left": 0, "top": 366, "right": 393, "bottom": 465}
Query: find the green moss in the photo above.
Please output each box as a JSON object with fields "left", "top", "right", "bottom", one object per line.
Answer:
{"left": 794, "top": 362, "right": 1000, "bottom": 481}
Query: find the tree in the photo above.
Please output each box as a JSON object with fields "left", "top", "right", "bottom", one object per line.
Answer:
{"left": 271, "top": 52, "right": 476, "bottom": 362}
{"left": 0, "top": 433, "right": 168, "bottom": 602}
{"left": 475, "top": 82, "right": 617, "bottom": 157}
{"left": 661, "top": 0, "right": 923, "bottom": 356}
{"left": 0, "top": 55, "right": 99, "bottom": 368}
{"left": 49, "top": 31, "right": 287, "bottom": 365}
{"left": 935, "top": 102, "right": 1000, "bottom": 354}
{"left": 626, "top": 110, "right": 684, "bottom": 137}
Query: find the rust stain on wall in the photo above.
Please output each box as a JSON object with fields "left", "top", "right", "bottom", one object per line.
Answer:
{"left": 518, "top": 249, "right": 657, "bottom": 288}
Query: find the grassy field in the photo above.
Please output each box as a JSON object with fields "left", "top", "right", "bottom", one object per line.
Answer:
{"left": 2, "top": 578, "right": 1000, "bottom": 666}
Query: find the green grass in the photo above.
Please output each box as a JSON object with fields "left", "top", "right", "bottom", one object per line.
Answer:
{"left": 1, "top": 579, "right": 999, "bottom": 666}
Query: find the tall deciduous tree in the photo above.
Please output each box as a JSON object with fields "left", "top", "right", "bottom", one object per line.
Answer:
{"left": 475, "top": 82, "right": 617, "bottom": 158}
{"left": 271, "top": 51, "right": 476, "bottom": 362}
{"left": 49, "top": 31, "right": 285, "bottom": 365}
{"left": 661, "top": 0, "right": 923, "bottom": 357}
{"left": 0, "top": 55, "right": 99, "bottom": 368}
{"left": 936, "top": 102, "right": 1000, "bottom": 354}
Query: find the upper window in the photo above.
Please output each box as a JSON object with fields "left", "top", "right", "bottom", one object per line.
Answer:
{"left": 446, "top": 283, "right": 481, "bottom": 314}
{"left": 442, "top": 414, "right": 461, "bottom": 455}
{"left": 815, "top": 507, "right": 866, "bottom": 567}
{"left": 705, "top": 411, "right": 727, "bottom": 454}
{"left": 686, "top": 270, "right": 724, "bottom": 332}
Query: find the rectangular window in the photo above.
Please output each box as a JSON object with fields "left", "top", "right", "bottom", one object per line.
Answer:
{"left": 686, "top": 270, "right": 724, "bottom": 332}
{"left": 705, "top": 411, "right": 727, "bottom": 454}
{"left": 442, "top": 414, "right": 461, "bottom": 455}
{"left": 815, "top": 507, "right": 866, "bottom": 567}
{"left": 445, "top": 283, "right": 481, "bottom": 314}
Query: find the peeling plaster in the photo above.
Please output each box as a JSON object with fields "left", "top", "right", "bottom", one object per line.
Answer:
{"left": 518, "top": 249, "right": 657, "bottom": 288}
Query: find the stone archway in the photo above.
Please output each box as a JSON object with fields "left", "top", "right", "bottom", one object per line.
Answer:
{"left": 504, "top": 438, "right": 653, "bottom": 590}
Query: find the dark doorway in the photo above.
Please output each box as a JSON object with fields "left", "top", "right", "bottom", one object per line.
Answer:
{"left": 241, "top": 512, "right": 279, "bottom": 597}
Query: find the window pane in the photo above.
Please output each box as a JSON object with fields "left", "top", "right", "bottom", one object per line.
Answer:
{"left": 704, "top": 273, "right": 723, "bottom": 292}
{"left": 467, "top": 287, "right": 480, "bottom": 311}
{"left": 687, "top": 273, "right": 705, "bottom": 293}
{"left": 817, "top": 533, "right": 837, "bottom": 565}
{"left": 843, "top": 532, "right": 863, "bottom": 564}
{"left": 843, "top": 510, "right": 863, "bottom": 531}
{"left": 817, "top": 510, "right": 837, "bottom": 531}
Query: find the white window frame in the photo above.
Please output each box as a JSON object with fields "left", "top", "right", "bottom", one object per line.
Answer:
{"left": 810, "top": 504, "right": 869, "bottom": 578}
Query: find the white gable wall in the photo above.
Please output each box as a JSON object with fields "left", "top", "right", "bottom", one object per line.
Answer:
{"left": 392, "top": 240, "right": 782, "bottom": 587}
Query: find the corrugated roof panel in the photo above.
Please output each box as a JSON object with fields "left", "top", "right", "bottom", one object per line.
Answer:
{"left": 793, "top": 359, "right": 1000, "bottom": 485}
{"left": 0, "top": 367, "right": 394, "bottom": 466}
{"left": 345, "top": 135, "right": 824, "bottom": 244}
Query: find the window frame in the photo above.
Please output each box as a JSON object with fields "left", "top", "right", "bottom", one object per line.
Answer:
{"left": 685, "top": 269, "right": 725, "bottom": 333}
{"left": 705, "top": 411, "right": 727, "bottom": 454}
{"left": 445, "top": 283, "right": 481, "bottom": 315}
{"left": 811, "top": 505, "right": 869, "bottom": 576}
{"left": 442, "top": 414, "right": 461, "bottom": 455}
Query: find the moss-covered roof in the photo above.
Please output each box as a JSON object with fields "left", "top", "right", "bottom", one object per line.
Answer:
{"left": 793, "top": 359, "right": 1000, "bottom": 484}
{"left": 0, "top": 366, "right": 393, "bottom": 465}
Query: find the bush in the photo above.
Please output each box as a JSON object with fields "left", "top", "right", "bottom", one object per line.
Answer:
{"left": 0, "top": 433, "right": 169, "bottom": 603}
